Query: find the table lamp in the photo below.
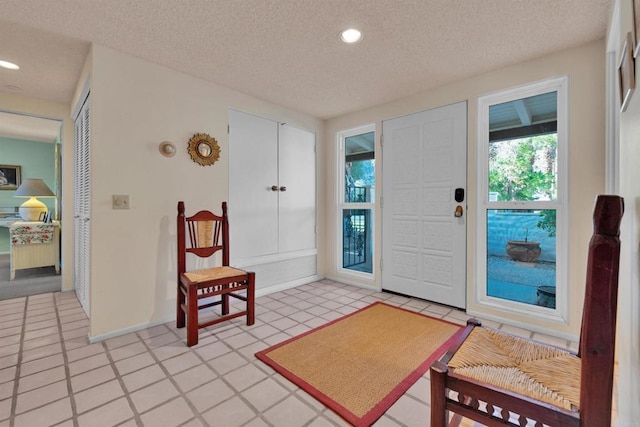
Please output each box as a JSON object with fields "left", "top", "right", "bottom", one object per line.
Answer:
{"left": 14, "top": 178, "right": 55, "bottom": 221}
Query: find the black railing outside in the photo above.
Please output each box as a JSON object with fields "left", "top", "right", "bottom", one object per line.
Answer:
{"left": 343, "top": 186, "right": 369, "bottom": 270}
{"left": 345, "top": 186, "right": 367, "bottom": 203}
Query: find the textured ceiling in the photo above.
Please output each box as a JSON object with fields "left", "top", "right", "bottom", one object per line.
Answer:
{"left": 0, "top": 0, "right": 612, "bottom": 120}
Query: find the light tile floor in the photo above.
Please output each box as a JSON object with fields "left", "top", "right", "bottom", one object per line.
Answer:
{"left": 0, "top": 280, "right": 613, "bottom": 426}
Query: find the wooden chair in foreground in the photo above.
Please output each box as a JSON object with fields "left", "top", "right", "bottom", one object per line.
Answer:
{"left": 177, "top": 201, "right": 255, "bottom": 347}
{"left": 430, "top": 194, "right": 624, "bottom": 427}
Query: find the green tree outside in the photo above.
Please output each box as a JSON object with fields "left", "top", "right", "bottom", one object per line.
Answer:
{"left": 489, "top": 134, "right": 557, "bottom": 202}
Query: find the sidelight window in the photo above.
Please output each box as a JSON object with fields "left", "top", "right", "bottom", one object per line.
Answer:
{"left": 338, "top": 125, "right": 375, "bottom": 276}
{"left": 477, "top": 77, "right": 568, "bottom": 321}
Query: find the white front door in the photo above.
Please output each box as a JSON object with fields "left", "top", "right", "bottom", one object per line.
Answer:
{"left": 382, "top": 101, "right": 467, "bottom": 308}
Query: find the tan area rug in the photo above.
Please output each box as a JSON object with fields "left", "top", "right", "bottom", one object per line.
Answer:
{"left": 255, "top": 302, "right": 463, "bottom": 426}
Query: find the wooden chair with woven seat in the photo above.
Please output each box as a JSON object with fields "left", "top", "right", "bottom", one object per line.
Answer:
{"left": 177, "top": 201, "right": 255, "bottom": 347}
{"left": 430, "top": 194, "right": 624, "bottom": 427}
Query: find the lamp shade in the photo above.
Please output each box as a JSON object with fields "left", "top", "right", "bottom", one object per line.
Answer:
{"left": 14, "top": 179, "right": 54, "bottom": 221}
{"left": 14, "top": 179, "right": 55, "bottom": 197}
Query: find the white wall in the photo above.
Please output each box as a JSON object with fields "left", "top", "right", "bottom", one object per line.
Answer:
{"left": 607, "top": 1, "right": 640, "bottom": 424}
{"left": 82, "top": 45, "right": 325, "bottom": 339}
{"left": 0, "top": 92, "right": 74, "bottom": 292}
{"left": 325, "top": 40, "right": 606, "bottom": 339}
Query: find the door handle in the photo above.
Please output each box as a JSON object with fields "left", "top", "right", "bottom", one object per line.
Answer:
{"left": 454, "top": 205, "right": 463, "bottom": 217}
{"left": 279, "top": 186, "right": 287, "bottom": 192}
{"left": 271, "top": 185, "right": 279, "bottom": 191}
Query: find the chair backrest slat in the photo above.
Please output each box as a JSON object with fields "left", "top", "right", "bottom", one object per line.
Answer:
{"left": 177, "top": 201, "right": 231, "bottom": 272}
{"left": 187, "top": 220, "right": 197, "bottom": 249}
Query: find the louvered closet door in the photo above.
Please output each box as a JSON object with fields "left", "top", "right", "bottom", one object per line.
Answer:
{"left": 74, "top": 94, "right": 91, "bottom": 315}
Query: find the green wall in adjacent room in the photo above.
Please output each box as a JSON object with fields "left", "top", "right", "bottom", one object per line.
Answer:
{"left": 0, "top": 136, "right": 56, "bottom": 254}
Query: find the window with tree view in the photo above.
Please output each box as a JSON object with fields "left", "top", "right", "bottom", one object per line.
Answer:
{"left": 479, "top": 80, "right": 567, "bottom": 315}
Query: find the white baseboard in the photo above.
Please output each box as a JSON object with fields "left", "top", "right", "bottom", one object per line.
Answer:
{"left": 88, "top": 275, "right": 322, "bottom": 343}
{"left": 88, "top": 316, "right": 172, "bottom": 344}
{"left": 255, "top": 275, "right": 320, "bottom": 298}
{"left": 325, "top": 274, "right": 380, "bottom": 291}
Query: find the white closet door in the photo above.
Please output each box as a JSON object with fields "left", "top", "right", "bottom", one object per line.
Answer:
{"left": 73, "top": 94, "right": 91, "bottom": 315}
{"left": 382, "top": 101, "right": 467, "bottom": 309}
{"left": 229, "top": 109, "right": 279, "bottom": 259}
{"left": 278, "top": 124, "right": 316, "bottom": 253}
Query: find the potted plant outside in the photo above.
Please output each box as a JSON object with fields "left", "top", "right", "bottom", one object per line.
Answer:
{"left": 505, "top": 227, "right": 541, "bottom": 262}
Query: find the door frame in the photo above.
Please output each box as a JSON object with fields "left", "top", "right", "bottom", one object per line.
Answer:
{"left": 0, "top": 108, "right": 63, "bottom": 297}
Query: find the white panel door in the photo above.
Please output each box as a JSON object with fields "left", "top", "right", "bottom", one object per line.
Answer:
{"left": 278, "top": 124, "right": 316, "bottom": 253}
{"left": 229, "top": 109, "right": 279, "bottom": 259}
{"left": 382, "top": 101, "right": 467, "bottom": 308}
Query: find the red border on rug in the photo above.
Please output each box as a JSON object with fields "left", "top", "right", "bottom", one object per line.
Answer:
{"left": 255, "top": 301, "right": 464, "bottom": 426}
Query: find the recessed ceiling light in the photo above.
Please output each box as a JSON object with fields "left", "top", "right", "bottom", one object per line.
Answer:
{"left": 340, "top": 28, "right": 362, "bottom": 44}
{"left": 0, "top": 60, "right": 20, "bottom": 70}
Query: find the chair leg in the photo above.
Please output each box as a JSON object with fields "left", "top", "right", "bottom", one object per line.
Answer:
{"left": 247, "top": 272, "right": 255, "bottom": 326}
{"left": 430, "top": 361, "right": 449, "bottom": 427}
{"left": 177, "top": 283, "right": 185, "bottom": 329}
{"left": 221, "top": 293, "right": 229, "bottom": 315}
{"left": 186, "top": 285, "right": 199, "bottom": 347}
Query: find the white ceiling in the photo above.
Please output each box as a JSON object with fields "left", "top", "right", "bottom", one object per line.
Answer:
{"left": 0, "top": 0, "right": 612, "bottom": 121}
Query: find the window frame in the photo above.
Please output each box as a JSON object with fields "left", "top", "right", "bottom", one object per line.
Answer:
{"left": 336, "top": 124, "right": 376, "bottom": 279}
{"left": 476, "top": 76, "right": 569, "bottom": 323}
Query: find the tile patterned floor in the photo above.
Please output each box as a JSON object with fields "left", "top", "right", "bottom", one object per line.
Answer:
{"left": 0, "top": 280, "right": 610, "bottom": 426}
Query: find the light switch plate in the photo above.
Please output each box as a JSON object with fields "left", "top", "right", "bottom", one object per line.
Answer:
{"left": 112, "top": 195, "right": 129, "bottom": 210}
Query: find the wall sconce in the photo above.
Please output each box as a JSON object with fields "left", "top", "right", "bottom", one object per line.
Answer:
{"left": 159, "top": 141, "right": 176, "bottom": 157}
{"left": 14, "top": 178, "right": 55, "bottom": 221}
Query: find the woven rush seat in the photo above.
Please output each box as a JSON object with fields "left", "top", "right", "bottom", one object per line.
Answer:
{"left": 183, "top": 266, "right": 248, "bottom": 283}
{"left": 448, "top": 327, "right": 580, "bottom": 411}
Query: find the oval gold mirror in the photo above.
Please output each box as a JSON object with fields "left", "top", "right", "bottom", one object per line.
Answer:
{"left": 187, "top": 133, "right": 220, "bottom": 166}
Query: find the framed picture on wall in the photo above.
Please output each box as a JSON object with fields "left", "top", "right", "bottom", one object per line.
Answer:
{"left": 619, "top": 32, "right": 636, "bottom": 112}
{"left": 0, "top": 165, "right": 21, "bottom": 190}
